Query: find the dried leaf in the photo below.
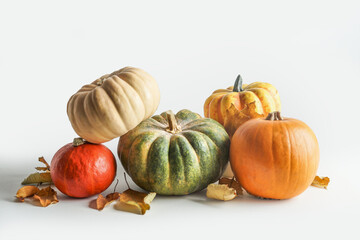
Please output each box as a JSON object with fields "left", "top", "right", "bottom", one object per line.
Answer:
{"left": 33, "top": 186, "right": 58, "bottom": 207}
{"left": 106, "top": 192, "right": 121, "bottom": 202}
{"left": 96, "top": 194, "right": 108, "bottom": 210}
{"left": 35, "top": 167, "right": 49, "bottom": 171}
{"left": 16, "top": 186, "right": 39, "bottom": 202}
{"left": 206, "top": 183, "right": 237, "bottom": 201}
{"left": 96, "top": 192, "right": 120, "bottom": 210}
{"left": 219, "top": 177, "right": 243, "bottom": 195}
{"left": 224, "top": 101, "right": 264, "bottom": 137}
{"left": 114, "top": 189, "right": 156, "bottom": 215}
{"left": 21, "top": 172, "right": 52, "bottom": 185}
{"left": 36, "top": 156, "right": 50, "bottom": 171}
{"left": 311, "top": 176, "right": 330, "bottom": 189}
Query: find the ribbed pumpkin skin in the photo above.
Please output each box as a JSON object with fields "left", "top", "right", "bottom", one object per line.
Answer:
{"left": 204, "top": 81, "right": 281, "bottom": 137}
{"left": 230, "top": 117, "right": 319, "bottom": 199}
{"left": 50, "top": 142, "right": 117, "bottom": 198}
{"left": 118, "top": 110, "right": 230, "bottom": 195}
{"left": 67, "top": 67, "right": 160, "bottom": 144}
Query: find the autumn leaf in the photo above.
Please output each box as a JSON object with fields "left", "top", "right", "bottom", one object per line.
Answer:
{"left": 106, "top": 192, "right": 121, "bottom": 202}
{"left": 219, "top": 177, "right": 243, "bottom": 195}
{"left": 206, "top": 183, "right": 237, "bottom": 201}
{"left": 224, "top": 101, "right": 264, "bottom": 137}
{"left": 96, "top": 192, "right": 120, "bottom": 210}
{"left": 22, "top": 157, "right": 52, "bottom": 185}
{"left": 16, "top": 186, "right": 39, "bottom": 202}
{"left": 95, "top": 194, "right": 108, "bottom": 210}
{"left": 35, "top": 156, "right": 50, "bottom": 171}
{"left": 21, "top": 172, "right": 52, "bottom": 185}
{"left": 33, "top": 186, "right": 59, "bottom": 207}
{"left": 311, "top": 176, "right": 330, "bottom": 189}
{"left": 114, "top": 189, "right": 156, "bottom": 215}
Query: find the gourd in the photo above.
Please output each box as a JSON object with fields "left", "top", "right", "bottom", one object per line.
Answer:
{"left": 204, "top": 75, "right": 281, "bottom": 137}
{"left": 230, "top": 112, "right": 320, "bottom": 199}
{"left": 67, "top": 67, "right": 160, "bottom": 143}
{"left": 50, "top": 138, "right": 117, "bottom": 198}
{"left": 118, "top": 109, "right": 230, "bottom": 195}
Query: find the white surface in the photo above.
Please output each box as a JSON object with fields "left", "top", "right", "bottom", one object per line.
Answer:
{"left": 1, "top": 0, "right": 360, "bottom": 239}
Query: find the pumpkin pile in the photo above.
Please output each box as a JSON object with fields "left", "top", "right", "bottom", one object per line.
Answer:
{"left": 16, "top": 66, "right": 328, "bottom": 213}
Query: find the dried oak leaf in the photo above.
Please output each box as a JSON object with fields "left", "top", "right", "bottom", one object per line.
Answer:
{"left": 311, "top": 176, "right": 330, "bottom": 189}
{"left": 16, "top": 186, "right": 39, "bottom": 202}
{"left": 224, "top": 102, "right": 264, "bottom": 137}
{"left": 96, "top": 192, "right": 120, "bottom": 210}
{"left": 219, "top": 177, "right": 243, "bottom": 195}
{"left": 33, "top": 186, "right": 59, "bottom": 207}
{"left": 21, "top": 172, "right": 52, "bottom": 185}
{"left": 207, "top": 183, "right": 237, "bottom": 201}
{"left": 114, "top": 189, "right": 156, "bottom": 215}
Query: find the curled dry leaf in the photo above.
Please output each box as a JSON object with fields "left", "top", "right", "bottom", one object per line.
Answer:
{"left": 21, "top": 172, "right": 52, "bottom": 185}
{"left": 219, "top": 177, "right": 243, "bottom": 195}
{"left": 35, "top": 156, "right": 50, "bottom": 171}
{"left": 96, "top": 192, "right": 120, "bottom": 210}
{"left": 311, "top": 176, "right": 330, "bottom": 189}
{"left": 224, "top": 102, "right": 264, "bottom": 138}
{"left": 96, "top": 194, "right": 107, "bottom": 210}
{"left": 114, "top": 189, "right": 156, "bottom": 215}
{"left": 33, "top": 186, "right": 59, "bottom": 207}
{"left": 16, "top": 186, "right": 39, "bottom": 202}
{"left": 206, "top": 183, "right": 237, "bottom": 201}
{"left": 22, "top": 157, "right": 52, "bottom": 185}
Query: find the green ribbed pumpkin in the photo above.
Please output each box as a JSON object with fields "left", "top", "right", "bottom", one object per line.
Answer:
{"left": 117, "top": 109, "right": 230, "bottom": 195}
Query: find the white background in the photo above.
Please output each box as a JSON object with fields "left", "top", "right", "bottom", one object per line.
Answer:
{"left": 1, "top": 0, "right": 359, "bottom": 239}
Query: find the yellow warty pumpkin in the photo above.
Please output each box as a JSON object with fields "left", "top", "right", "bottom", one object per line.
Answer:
{"left": 67, "top": 67, "right": 160, "bottom": 144}
{"left": 204, "top": 75, "right": 281, "bottom": 137}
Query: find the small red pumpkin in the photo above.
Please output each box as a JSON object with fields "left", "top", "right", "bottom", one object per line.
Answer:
{"left": 50, "top": 138, "right": 117, "bottom": 198}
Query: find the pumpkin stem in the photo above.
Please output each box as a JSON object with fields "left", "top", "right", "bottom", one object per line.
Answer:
{"left": 166, "top": 110, "right": 182, "bottom": 134}
{"left": 265, "top": 111, "right": 283, "bottom": 121}
{"left": 233, "top": 74, "right": 243, "bottom": 92}
{"left": 275, "top": 111, "right": 283, "bottom": 120}
{"left": 96, "top": 78, "right": 104, "bottom": 86}
{"left": 113, "top": 179, "right": 119, "bottom": 193}
{"left": 124, "top": 173, "right": 131, "bottom": 189}
{"left": 73, "top": 137, "right": 85, "bottom": 147}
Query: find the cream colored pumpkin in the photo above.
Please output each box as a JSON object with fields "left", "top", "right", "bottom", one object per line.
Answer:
{"left": 67, "top": 67, "right": 160, "bottom": 143}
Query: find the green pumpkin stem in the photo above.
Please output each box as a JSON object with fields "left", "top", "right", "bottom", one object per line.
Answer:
{"left": 73, "top": 137, "right": 85, "bottom": 147}
{"left": 265, "top": 111, "right": 283, "bottom": 121}
{"left": 233, "top": 74, "right": 243, "bottom": 92}
{"left": 166, "top": 110, "right": 182, "bottom": 134}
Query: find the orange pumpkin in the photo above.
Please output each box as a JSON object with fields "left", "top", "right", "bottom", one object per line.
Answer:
{"left": 230, "top": 111, "right": 319, "bottom": 199}
{"left": 204, "top": 75, "right": 281, "bottom": 137}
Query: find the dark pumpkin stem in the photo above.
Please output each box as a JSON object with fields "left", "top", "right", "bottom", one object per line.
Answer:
{"left": 275, "top": 111, "right": 283, "bottom": 120}
{"left": 233, "top": 74, "right": 243, "bottom": 92}
{"left": 73, "top": 137, "right": 85, "bottom": 147}
{"left": 124, "top": 173, "right": 131, "bottom": 189}
{"left": 166, "top": 110, "right": 182, "bottom": 134}
{"left": 265, "top": 111, "right": 283, "bottom": 121}
{"left": 96, "top": 78, "right": 104, "bottom": 86}
{"left": 113, "top": 179, "right": 119, "bottom": 193}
